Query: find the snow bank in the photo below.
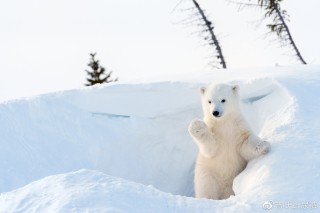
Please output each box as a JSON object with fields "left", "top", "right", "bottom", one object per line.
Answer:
{"left": 0, "top": 170, "right": 219, "bottom": 213}
{"left": 0, "top": 66, "right": 319, "bottom": 212}
{"left": 0, "top": 82, "right": 201, "bottom": 197}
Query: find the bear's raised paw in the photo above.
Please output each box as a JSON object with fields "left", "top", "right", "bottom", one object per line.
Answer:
{"left": 188, "top": 119, "right": 208, "bottom": 137}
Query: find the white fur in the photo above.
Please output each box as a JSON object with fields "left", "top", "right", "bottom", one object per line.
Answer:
{"left": 189, "top": 83, "right": 270, "bottom": 200}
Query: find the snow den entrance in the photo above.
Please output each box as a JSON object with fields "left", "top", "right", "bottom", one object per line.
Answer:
{"left": 93, "top": 79, "right": 294, "bottom": 198}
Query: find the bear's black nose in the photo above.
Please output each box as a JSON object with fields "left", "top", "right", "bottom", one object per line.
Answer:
{"left": 213, "top": 111, "right": 220, "bottom": 117}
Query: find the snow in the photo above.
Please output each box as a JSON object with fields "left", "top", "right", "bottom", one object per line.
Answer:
{"left": 0, "top": 66, "right": 319, "bottom": 212}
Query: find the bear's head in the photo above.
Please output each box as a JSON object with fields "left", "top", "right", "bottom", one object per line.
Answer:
{"left": 200, "top": 83, "right": 240, "bottom": 119}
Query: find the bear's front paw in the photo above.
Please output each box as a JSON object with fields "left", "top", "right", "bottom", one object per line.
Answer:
{"left": 188, "top": 119, "right": 208, "bottom": 137}
{"left": 259, "top": 141, "right": 271, "bottom": 154}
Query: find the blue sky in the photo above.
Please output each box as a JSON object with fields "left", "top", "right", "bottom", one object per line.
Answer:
{"left": 0, "top": 0, "right": 319, "bottom": 101}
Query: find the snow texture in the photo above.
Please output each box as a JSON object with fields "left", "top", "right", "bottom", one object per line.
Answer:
{"left": 0, "top": 66, "right": 319, "bottom": 212}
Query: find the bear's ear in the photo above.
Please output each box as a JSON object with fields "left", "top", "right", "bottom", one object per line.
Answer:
{"left": 232, "top": 85, "right": 239, "bottom": 94}
{"left": 200, "top": 86, "right": 206, "bottom": 95}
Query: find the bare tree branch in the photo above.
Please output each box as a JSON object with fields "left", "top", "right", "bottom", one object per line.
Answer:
{"left": 191, "top": 0, "right": 227, "bottom": 68}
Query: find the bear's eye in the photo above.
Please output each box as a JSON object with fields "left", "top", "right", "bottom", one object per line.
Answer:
{"left": 208, "top": 100, "right": 211, "bottom": 104}
{"left": 221, "top": 99, "right": 226, "bottom": 103}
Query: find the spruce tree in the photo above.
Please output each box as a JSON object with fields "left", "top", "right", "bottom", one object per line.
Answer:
{"left": 85, "top": 53, "right": 118, "bottom": 86}
{"left": 233, "top": 0, "right": 307, "bottom": 64}
{"left": 260, "top": 0, "right": 307, "bottom": 64}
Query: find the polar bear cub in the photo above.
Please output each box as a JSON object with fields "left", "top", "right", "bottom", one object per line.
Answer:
{"left": 188, "top": 83, "right": 270, "bottom": 200}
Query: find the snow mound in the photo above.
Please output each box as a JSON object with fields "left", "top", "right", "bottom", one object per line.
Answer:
{"left": 1, "top": 66, "right": 320, "bottom": 212}
{"left": 0, "top": 170, "right": 219, "bottom": 213}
